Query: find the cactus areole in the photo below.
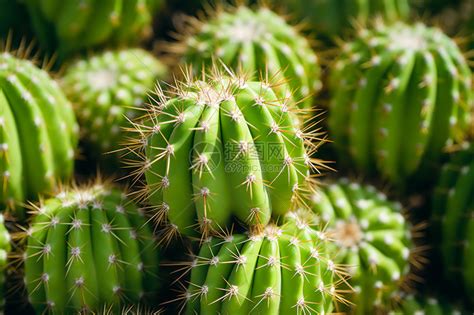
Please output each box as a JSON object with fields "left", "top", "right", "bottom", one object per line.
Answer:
{"left": 133, "top": 68, "right": 321, "bottom": 237}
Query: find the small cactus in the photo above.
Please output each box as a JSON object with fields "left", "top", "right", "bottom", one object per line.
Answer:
{"left": 306, "top": 179, "right": 418, "bottom": 314}
{"left": 0, "top": 214, "right": 11, "bottom": 311}
{"left": 183, "top": 219, "right": 346, "bottom": 314}
{"left": 130, "top": 66, "right": 323, "bottom": 237}
{"left": 329, "top": 22, "right": 473, "bottom": 186}
{"left": 0, "top": 51, "right": 78, "bottom": 211}
{"left": 24, "top": 0, "right": 164, "bottom": 57}
{"left": 432, "top": 142, "right": 474, "bottom": 303}
{"left": 61, "top": 48, "right": 167, "bottom": 164}
{"left": 23, "top": 182, "right": 160, "bottom": 314}
{"left": 173, "top": 4, "right": 321, "bottom": 110}
{"left": 389, "top": 294, "right": 466, "bottom": 315}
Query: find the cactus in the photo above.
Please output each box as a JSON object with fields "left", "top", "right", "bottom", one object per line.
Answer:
{"left": 274, "top": 0, "right": 409, "bottom": 37}
{"left": 0, "top": 214, "right": 10, "bottom": 311}
{"left": 130, "top": 66, "right": 322, "bottom": 237}
{"left": 183, "top": 218, "right": 346, "bottom": 314}
{"left": 61, "top": 48, "right": 167, "bottom": 164}
{"left": 306, "top": 179, "right": 417, "bottom": 314}
{"left": 329, "top": 22, "right": 473, "bottom": 187}
{"left": 389, "top": 294, "right": 466, "bottom": 315}
{"left": 173, "top": 4, "right": 321, "bottom": 110}
{"left": 23, "top": 182, "right": 160, "bottom": 314}
{"left": 24, "top": 0, "right": 164, "bottom": 57}
{"left": 0, "top": 51, "right": 78, "bottom": 211}
{"left": 432, "top": 142, "right": 474, "bottom": 304}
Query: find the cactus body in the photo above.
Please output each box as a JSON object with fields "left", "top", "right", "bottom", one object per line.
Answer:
{"left": 308, "top": 179, "right": 414, "bottom": 314}
{"left": 329, "top": 22, "right": 473, "bottom": 186}
{"left": 276, "top": 0, "right": 409, "bottom": 37}
{"left": 432, "top": 143, "right": 474, "bottom": 303}
{"left": 390, "top": 295, "right": 466, "bottom": 315}
{"left": 134, "top": 69, "right": 318, "bottom": 237}
{"left": 61, "top": 49, "right": 167, "bottom": 163}
{"left": 24, "top": 183, "right": 160, "bottom": 314}
{"left": 185, "top": 219, "right": 341, "bottom": 314}
{"left": 24, "top": 0, "right": 163, "bottom": 57}
{"left": 0, "top": 214, "right": 10, "bottom": 311}
{"left": 176, "top": 5, "right": 321, "bottom": 110}
{"left": 0, "top": 52, "right": 78, "bottom": 210}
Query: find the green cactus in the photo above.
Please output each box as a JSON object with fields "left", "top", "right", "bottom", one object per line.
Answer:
{"left": 24, "top": 0, "right": 164, "bottom": 57}
{"left": 0, "top": 52, "right": 78, "bottom": 211}
{"left": 0, "top": 214, "right": 10, "bottom": 311}
{"left": 389, "top": 294, "right": 467, "bottom": 315}
{"left": 274, "top": 0, "right": 409, "bottom": 38}
{"left": 329, "top": 22, "right": 473, "bottom": 187}
{"left": 432, "top": 142, "right": 474, "bottom": 303}
{"left": 23, "top": 182, "right": 160, "bottom": 314}
{"left": 306, "top": 179, "right": 416, "bottom": 314}
{"left": 132, "top": 67, "right": 321, "bottom": 237}
{"left": 61, "top": 48, "right": 167, "bottom": 164}
{"left": 174, "top": 4, "right": 321, "bottom": 110}
{"left": 184, "top": 219, "right": 345, "bottom": 314}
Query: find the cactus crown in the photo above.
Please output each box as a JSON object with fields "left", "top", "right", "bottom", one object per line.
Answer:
{"left": 172, "top": 3, "right": 321, "bottom": 110}
{"left": 329, "top": 21, "right": 472, "bottom": 185}
{"left": 128, "top": 65, "right": 325, "bottom": 238}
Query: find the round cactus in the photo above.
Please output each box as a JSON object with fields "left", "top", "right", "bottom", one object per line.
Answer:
{"left": 23, "top": 182, "right": 160, "bottom": 313}
{"left": 389, "top": 294, "right": 466, "bottom": 315}
{"left": 184, "top": 219, "right": 345, "bottom": 314}
{"left": 0, "top": 52, "right": 78, "bottom": 211}
{"left": 432, "top": 142, "right": 474, "bottom": 303}
{"left": 0, "top": 214, "right": 10, "bottom": 310}
{"left": 274, "top": 0, "right": 409, "bottom": 37}
{"left": 131, "top": 67, "right": 321, "bottom": 237}
{"left": 329, "top": 22, "right": 473, "bottom": 186}
{"left": 61, "top": 48, "right": 167, "bottom": 164}
{"left": 24, "top": 0, "right": 163, "bottom": 57}
{"left": 307, "top": 179, "right": 416, "bottom": 314}
{"left": 173, "top": 4, "right": 321, "bottom": 110}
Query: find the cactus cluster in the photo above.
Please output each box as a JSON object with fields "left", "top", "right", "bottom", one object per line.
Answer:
{"left": 304, "top": 179, "right": 417, "bottom": 313}
{"left": 23, "top": 183, "right": 160, "bottom": 314}
{"left": 329, "top": 22, "right": 473, "bottom": 186}
{"left": 61, "top": 48, "right": 167, "bottom": 163}
{"left": 133, "top": 67, "right": 322, "bottom": 237}
{"left": 174, "top": 4, "right": 321, "bottom": 110}
{"left": 432, "top": 142, "right": 474, "bottom": 304}
{"left": 184, "top": 218, "right": 345, "bottom": 314}
{"left": 24, "top": 0, "right": 163, "bottom": 56}
{"left": 0, "top": 52, "right": 78, "bottom": 211}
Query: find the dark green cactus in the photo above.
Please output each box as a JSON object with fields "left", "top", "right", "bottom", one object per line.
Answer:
{"left": 329, "top": 22, "right": 473, "bottom": 186}
{"left": 184, "top": 219, "right": 345, "bottom": 314}
{"left": 306, "top": 179, "right": 416, "bottom": 314}
{"left": 132, "top": 67, "right": 321, "bottom": 237}
{"left": 61, "top": 48, "right": 167, "bottom": 163}
{"left": 0, "top": 214, "right": 10, "bottom": 311}
{"left": 24, "top": 182, "right": 160, "bottom": 313}
{"left": 432, "top": 142, "right": 474, "bottom": 304}
{"left": 24, "top": 0, "right": 164, "bottom": 57}
{"left": 389, "top": 294, "right": 467, "bottom": 315}
{"left": 0, "top": 52, "right": 78, "bottom": 211}
{"left": 174, "top": 4, "right": 321, "bottom": 110}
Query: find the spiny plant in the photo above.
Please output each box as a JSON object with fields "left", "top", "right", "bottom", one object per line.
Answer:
{"left": 329, "top": 21, "right": 473, "bottom": 187}
{"left": 181, "top": 218, "right": 349, "bottom": 314}
{"left": 432, "top": 142, "right": 474, "bottom": 304}
{"left": 61, "top": 48, "right": 167, "bottom": 164}
{"left": 170, "top": 3, "right": 321, "bottom": 110}
{"left": 0, "top": 43, "right": 78, "bottom": 212}
{"left": 273, "top": 0, "right": 409, "bottom": 38}
{"left": 0, "top": 214, "right": 11, "bottom": 311}
{"left": 23, "top": 0, "right": 164, "bottom": 57}
{"left": 18, "top": 181, "right": 160, "bottom": 314}
{"left": 304, "top": 179, "right": 424, "bottom": 314}
{"left": 389, "top": 294, "right": 467, "bottom": 315}
{"left": 128, "top": 65, "right": 326, "bottom": 238}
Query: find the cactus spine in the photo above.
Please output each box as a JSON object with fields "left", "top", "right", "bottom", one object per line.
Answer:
{"left": 174, "top": 4, "right": 321, "bottom": 110}
{"left": 329, "top": 22, "right": 473, "bottom": 186}
{"left": 61, "top": 48, "right": 167, "bottom": 163}
{"left": 0, "top": 52, "right": 78, "bottom": 211}
{"left": 23, "top": 182, "right": 160, "bottom": 314}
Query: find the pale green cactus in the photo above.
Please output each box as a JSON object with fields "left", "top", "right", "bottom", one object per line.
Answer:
{"left": 329, "top": 22, "right": 473, "bottom": 186}
{"left": 24, "top": 182, "right": 160, "bottom": 314}
{"left": 0, "top": 52, "right": 78, "bottom": 211}
{"left": 61, "top": 48, "right": 167, "bottom": 163}
{"left": 0, "top": 214, "right": 10, "bottom": 311}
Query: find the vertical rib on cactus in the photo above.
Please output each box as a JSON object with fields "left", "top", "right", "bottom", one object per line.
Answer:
{"left": 127, "top": 65, "right": 326, "bottom": 238}
{"left": 170, "top": 3, "right": 321, "bottom": 110}
{"left": 0, "top": 214, "right": 10, "bottom": 311}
